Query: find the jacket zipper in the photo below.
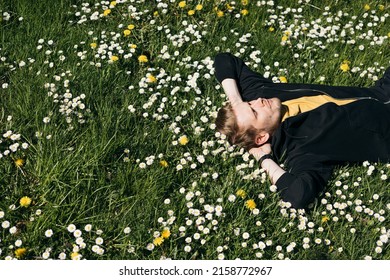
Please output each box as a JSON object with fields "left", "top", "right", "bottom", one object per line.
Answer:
{"left": 280, "top": 88, "right": 382, "bottom": 102}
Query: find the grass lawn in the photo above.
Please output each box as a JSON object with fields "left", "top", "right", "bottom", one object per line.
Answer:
{"left": 0, "top": 0, "right": 389, "bottom": 260}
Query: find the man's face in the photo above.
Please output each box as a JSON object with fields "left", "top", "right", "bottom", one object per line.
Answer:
{"left": 233, "top": 97, "right": 282, "bottom": 133}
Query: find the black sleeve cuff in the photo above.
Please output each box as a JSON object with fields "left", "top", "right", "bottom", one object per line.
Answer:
{"left": 275, "top": 172, "right": 294, "bottom": 192}
{"left": 259, "top": 153, "right": 273, "bottom": 166}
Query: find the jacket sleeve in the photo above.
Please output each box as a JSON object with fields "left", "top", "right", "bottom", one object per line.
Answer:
{"left": 274, "top": 156, "right": 334, "bottom": 209}
{"left": 214, "top": 52, "right": 242, "bottom": 83}
{"left": 214, "top": 52, "right": 273, "bottom": 100}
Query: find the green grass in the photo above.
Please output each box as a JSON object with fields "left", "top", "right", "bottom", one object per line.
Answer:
{"left": 0, "top": 0, "right": 389, "bottom": 260}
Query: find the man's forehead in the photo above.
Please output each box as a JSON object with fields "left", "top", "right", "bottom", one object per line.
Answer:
{"left": 232, "top": 101, "right": 250, "bottom": 116}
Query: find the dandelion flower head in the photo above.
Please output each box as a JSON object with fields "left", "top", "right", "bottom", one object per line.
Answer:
{"left": 138, "top": 55, "right": 148, "bottom": 63}
{"left": 161, "top": 228, "right": 171, "bottom": 239}
{"left": 178, "top": 135, "right": 189, "bottom": 145}
{"left": 279, "top": 76, "right": 288, "bottom": 83}
{"left": 153, "top": 237, "right": 164, "bottom": 246}
{"left": 245, "top": 199, "right": 257, "bottom": 210}
{"left": 340, "top": 60, "right": 351, "bottom": 72}
{"left": 236, "top": 189, "right": 247, "bottom": 198}
{"left": 178, "top": 1, "right": 186, "bottom": 8}
{"left": 20, "top": 196, "right": 32, "bottom": 207}
{"left": 14, "top": 248, "right": 27, "bottom": 259}
{"left": 15, "top": 158, "right": 25, "bottom": 167}
{"left": 110, "top": 55, "right": 119, "bottom": 62}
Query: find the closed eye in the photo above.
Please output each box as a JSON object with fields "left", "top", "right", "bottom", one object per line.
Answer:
{"left": 251, "top": 108, "right": 257, "bottom": 118}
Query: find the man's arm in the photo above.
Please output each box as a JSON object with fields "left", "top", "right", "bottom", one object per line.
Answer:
{"left": 214, "top": 53, "right": 273, "bottom": 101}
{"left": 249, "top": 144, "right": 286, "bottom": 184}
{"left": 221, "top": 78, "right": 243, "bottom": 106}
{"left": 276, "top": 167, "right": 332, "bottom": 209}
{"left": 250, "top": 147, "right": 333, "bottom": 209}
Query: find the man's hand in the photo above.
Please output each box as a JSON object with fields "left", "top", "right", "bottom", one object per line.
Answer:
{"left": 249, "top": 143, "right": 285, "bottom": 184}
{"left": 248, "top": 143, "right": 272, "bottom": 161}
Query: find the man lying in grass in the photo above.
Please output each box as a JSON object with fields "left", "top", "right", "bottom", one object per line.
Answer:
{"left": 215, "top": 52, "right": 390, "bottom": 209}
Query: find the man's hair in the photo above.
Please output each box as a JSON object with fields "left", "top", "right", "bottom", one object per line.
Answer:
{"left": 215, "top": 103, "right": 260, "bottom": 150}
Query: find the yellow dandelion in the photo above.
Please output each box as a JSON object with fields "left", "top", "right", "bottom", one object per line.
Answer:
{"left": 153, "top": 11, "right": 159, "bottom": 17}
{"left": 103, "top": 9, "right": 111, "bottom": 16}
{"left": 123, "top": 29, "right": 131, "bottom": 36}
{"left": 245, "top": 199, "right": 257, "bottom": 210}
{"left": 71, "top": 252, "right": 80, "bottom": 260}
{"left": 226, "top": 4, "right": 233, "bottom": 11}
{"left": 188, "top": 10, "right": 195, "bottom": 16}
{"left": 147, "top": 74, "right": 157, "bottom": 83}
{"left": 110, "top": 55, "right": 119, "bottom": 62}
{"left": 268, "top": 26, "right": 275, "bottom": 32}
{"left": 241, "top": 9, "right": 249, "bottom": 16}
{"left": 160, "top": 160, "right": 168, "bottom": 168}
{"left": 178, "top": 135, "right": 189, "bottom": 145}
{"left": 217, "top": 10, "right": 224, "bottom": 17}
{"left": 387, "top": 32, "right": 390, "bottom": 38}
{"left": 14, "top": 248, "right": 27, "bottom": 259}
{"left": 195, "top": 4, "right": 203, "bottom": 11}
{"left": 279, "top": 76, "right": 288, "bottom": 83}
{"left": 153, "top": 237, "right": 164, "bottom": 246}
{"left": 130, "top": 44, "right": 137, "bottom": 49}
{"left": 90, "top": 42, "right": 97, "bottom": 49}
{"left": 161, "top": 228, "right": 171, "bottom": 239}
{"left": 178, "top": 1, "right": 186, "bottom": 8}
{"left": 321, "top": 215, "right": 330, "bottom": 223}
{"left": 110, "top": 1, "right": 117, "bottom": 7}
{"left": 242, "top": 0, "right": 249, "bottom": 5}
{"left": 128, "top": 24, "right": 135, "bottom": 30}
{"left": 281, "top": 35, "right": 289, "bottom": 42}
{"left": 20, "top": 196, "right": 32, "bottom": 207}
{"left": 379, "top": 5, "right": 384, "bottom": 11}
{"left": 138, "top": 55, "right": 148, "bottom": 63}
{"left": 364, "top": 4, "right": 370, "bottom": 11}
{"left": 14, "top": 158, "right": 25, "bottom": 167}
{"left": 340, "top": 63, "right": 350, "bottom": 72}
{"left": 236, "top": 189, "right": 247, "bottom": 198}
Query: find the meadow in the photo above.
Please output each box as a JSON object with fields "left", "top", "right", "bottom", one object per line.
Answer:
{"left": 0, "top": 0, "right": 389, "bottom": 260}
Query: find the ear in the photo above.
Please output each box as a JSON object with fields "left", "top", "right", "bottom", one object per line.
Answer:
{"left": 255, "top": 132, "right": 270, "bottom": 146}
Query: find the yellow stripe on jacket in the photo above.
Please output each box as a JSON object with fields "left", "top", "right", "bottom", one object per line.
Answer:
{"left": 281, "top": 95, "right": 357, "bottom": 122}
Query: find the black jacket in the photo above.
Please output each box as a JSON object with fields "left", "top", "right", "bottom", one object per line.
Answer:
{"left": 215, "top": 53, "right": 390, "bottom": 209}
